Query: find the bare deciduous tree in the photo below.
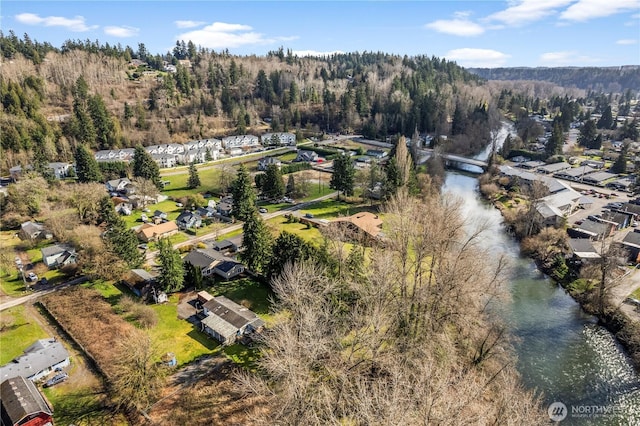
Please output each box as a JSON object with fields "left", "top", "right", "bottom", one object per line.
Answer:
{"left": 238, "top": 189, "right": 544, "bottom": 425}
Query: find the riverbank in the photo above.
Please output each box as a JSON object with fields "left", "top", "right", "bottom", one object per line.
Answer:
{"left": 483, "top": 177, "right": 640, "bottom": 372}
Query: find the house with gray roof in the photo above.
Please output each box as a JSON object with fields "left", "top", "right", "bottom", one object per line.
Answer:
{"left": 0, "top": 376, "right": 53, "bottom": 426}
{"left": 198, "top": 293, "right": 264, "bottom": 345}
{"left": 620, "top": 231, "right": 640, "bottom": 263}
{"left": 19, "top": 221, "right": 49, "bottom": 241}
{"left": 573, "top": 219, "right": 615, "bottom": 241}
{"left": 257, "top": 156, "right": 282, "bottom": 171}
{"left": 537, "top": 162, "right": 571, "bottom": 174}
{"left": 582, "top": 171, "right": 617, "bottom": 186}
{"left": 261, "top": 132, "right": 296, "bottom": 146}
{"left": 567, "top": 238, "right": 600, "bottom": 260}
{"left": 41, "top": 244, "right": 76, "bottom": 269}
{"left": 0, "top": 338, "right": 70, "bottom": 382}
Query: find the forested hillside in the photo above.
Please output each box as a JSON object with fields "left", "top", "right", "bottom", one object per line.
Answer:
{"left": 1, "top": 32, "right": 500, "bottom": 173}
{"left": 468, "top": 66, "right": 640, "bottom": 92}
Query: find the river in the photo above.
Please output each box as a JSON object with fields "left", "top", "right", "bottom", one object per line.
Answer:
{"left": 441, "top": 123, "right": 640, "bottom": 425}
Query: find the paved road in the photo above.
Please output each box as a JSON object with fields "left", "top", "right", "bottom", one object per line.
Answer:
{"left": 0, "top": 276, "right": 88, "bottom": 312}
{"left": 145, "top": 191, "right": 339, "bottom": 264}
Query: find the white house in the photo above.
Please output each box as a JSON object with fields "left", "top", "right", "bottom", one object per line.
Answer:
{"left": 198, "top": 294, "right": 264, "bottom": 345}
{"left": 41, "top": 244, "right": 77, "bottom": 269}
{"left": 222, "top": 135, "right": 260, "bottom": 150}
{"left": 261, "top": 132, "right": 296, "bottom": 146}
{"left": 94, "top": 148, "right": 135, "bottom": 163}
{"left": 0, "top": 338, "right": 70, "bottom": 382}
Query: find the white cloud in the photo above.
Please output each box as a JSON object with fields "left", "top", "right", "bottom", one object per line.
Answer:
{"left": 560, "top": 0, "right": 640, "bottom": 21}
{"left": 539, "top": 50, "right": 600, "bottom": 65}
{"left": 104, "top": 26, "right": 139, "bottom": 38}
{"left": 425, "top": 18, "right": 485, "bottom": 36}
{"left": 291, "top": 50, "right": 344, "bottom": 57}
{"left": 616, "top": 38, "right": 638, "bottom": 44}
{"left": 15, "top": 12, "right": 97, "bottom": 32}
{"left": 485, "top": 0, "right": 574, "bottom": 26}
{"left": 176, "top": 21, "right": 295, "bottom": 49}
{"left": 174, "top": 20, "right": 206, "bottom": 29}
{"left": 444, "top": 48, "right": 510, "bottom": 67}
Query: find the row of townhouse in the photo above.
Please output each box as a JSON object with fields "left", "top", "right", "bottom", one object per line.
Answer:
{"left": 261, "top": 132, "right": 296, "bottom": 146}
{"left": 9, "top": 162, "right": 75, "bottom": 180}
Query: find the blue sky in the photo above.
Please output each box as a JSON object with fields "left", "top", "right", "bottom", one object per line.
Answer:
{"left": 2, "top": 1, "right": 639, "bottom": 67}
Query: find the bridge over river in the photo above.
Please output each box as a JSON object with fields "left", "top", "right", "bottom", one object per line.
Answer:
{"left": 417, "top": 148, "right": 488, "bottom": 172}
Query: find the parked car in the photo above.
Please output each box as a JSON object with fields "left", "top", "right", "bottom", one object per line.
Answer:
{"left": 258, "top": 208, "right": 268, "bottom": 213}
{"left": 137, "top": 243, "right": 148, "bottom": 250}
{"left": 44, "top": 372, "right": 68, "bottom": 388}
{"left": 27, "top": 272, "right": 38, "bottom": 282}
{"left": 38, "top": 277, "right": 48, "bottom": 286}
{"left": 305, "top": 213, "right": 314, "bottom": 218}
{"left": 176, "top": 202, "right": 184, "bottom": 207}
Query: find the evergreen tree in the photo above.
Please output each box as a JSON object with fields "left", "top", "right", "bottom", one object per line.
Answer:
{"left": 546, "top": 121, "right": 564, "bottom": 157}
{"left": 99, "top": 196, "right": 144, "bottom": 268}
{"left": 267, "top": 231, "right": 315, "bottom": 279}
{"left": 451, "top": 102, "right": 468, "bottom": 136}
{"left": 184, "top": 261, "right": 204, "bottom": 290}
{"left": 240, "top": 212, "right": 272, "bottom": 275}
{"left": 75, "top": 144, "right": 103, "bottom": 183}
{"left": 597, "top": 106, "right": 613, "bottom": 130}
{"left": 610, "top": 144, "right": 628, "bottom": 174}
{"left": 231, "top": 165, "right": 256, "bottom": 221}
{"left": 157, "top": 237, "right": 184, "bottom": 293}
{"left": 578, "top": 120, "right": 599, "bottom": 149}
{"left": 88, "top": 94, "right": 115, "bottom": 150}
{"left": 263, "top": 164, "right": 285, "bottom": 200}
{"left": 330, "top": 154, "right": 355, "bottom": 200}
{"left": 286, "top": 174, "right": 296, "bottom": 195}
{"left": 132, "top": 145, "right": 162, "bottom": 189}
{"left": 187, "top": 163, "right": 201, "bottom": 189}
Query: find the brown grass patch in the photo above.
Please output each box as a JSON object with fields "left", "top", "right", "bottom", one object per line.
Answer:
{"left": 148, "top": 363, "right": 268, "bottom": 425}
{"left": 41, "top": 286, "right": 137, "bottom": 378}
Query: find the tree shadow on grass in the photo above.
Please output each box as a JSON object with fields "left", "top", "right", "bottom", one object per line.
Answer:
{"left": 50, "top": 390, "right": 119, "bottom": 426}
{"left": 187, "top": 328, "right": 219, "bottom": 351}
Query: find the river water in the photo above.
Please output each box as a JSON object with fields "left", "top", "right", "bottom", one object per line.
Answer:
{"left": 441, "top": 124, "right": 640, "bottom": 425}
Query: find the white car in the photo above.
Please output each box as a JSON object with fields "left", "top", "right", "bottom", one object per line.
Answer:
{"left": 259, "top": 208, "right": 268, "bottom": 213}
{"left": 27, "top": 272, "right": 38, "bottom": 282}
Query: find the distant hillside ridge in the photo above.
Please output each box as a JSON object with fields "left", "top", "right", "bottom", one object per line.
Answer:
{"left": 467, "top": 66, "right": 640, "bottom": 92}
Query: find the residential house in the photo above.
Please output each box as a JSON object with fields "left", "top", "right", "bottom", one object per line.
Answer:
{"left": 47, "top": 162, "right": 73, "bottom": 179}
{"left": 198, "top": 293, "right": 264, "bottom": 345}
{"left": 227, "top": 147, "right": 243, "bottom": 156}
{"left": 183, "top": 249, "right": 225, "bottom": 276}
{"left": 365, "top": 149, "right": 388, "bottom": 159}
{"left": 222, "top": 135, "right": 260, "bottom": 150}
{"left": 9, "top": 165, "right": 30, "bottom": 180}
{"left": 0, "top": 376, "right": 53, "bottom": 426}
{"left": 553, "top": 166, "right": 596, "bottom": 181}
{"left": 0, "top": 338, "right": 70, "bottom": 382}
{"left": 217, "top": 201, "right": 233, "bottom": 217}
{"left": 151, "top": 153, "right": 178, "bottom": 168}
{"left": 580, "top": 159, "right": 605, "bottom": 169}
{"left": 621, "top": 231, "right": 640, "bottom": 263}
{"left": 182, "top": 148, "right": 210, "bottom": 164}
{"left": 122, "top": 269, "right": 156, "bottom": 298}
{"left": 261, "top": 132, "right": 296, "bottom": 146}
{"left": 294, "top": 150, "right": 319, "bottom": 162}
{"left": 176, "top": 211, "right": 202, "bottom": 230}
{"left": 519, "top": 160, "right": 545, "bottom": 170}
{"left": 582, "top": 171, "right": 617, "bottom": 186}
{"left": 212, "top": 239, "right": 238, "bottom": 254}
{"left": 572, "top": 219, "right": 615, "bottom": 241}
{"left": 41, "top": 244, "right": 76, "bottom": 269}
{"left": 19, "top": 222, "right": 49, "bottom": 241}
{"left": 567, "top": 238, "right": 600, "bottom": 265}
{"left": 184, "top": 138, "right": 222, "bottom": 152}
{"left": 153, "top": 210, "right": 168, "bottom": 221}
{"left": 106, "top": 178, "right": 132, "bottom": 194}
{"left": 213, "top": 261, "right": 245, "bottom": 280}
{"left": 536, "top": 162, "right": 571, "bottom": 175}
{"left": 136, "top": 221, "right": 179, "bottom": 242}
{"left": 257, "top": 157, "right": 282, "bottom": 171}
{"left": 607, "top": 177, "right": 634, "bottom": 192}
{"left": 113, "top": 197, "right": 133, "bottom": 215}
{"left": 330, "top": 212, "right": 384, "bottom": 244}
{"left": 600, "top": 211, "right": 631, "bottom": 230}
{"left": 94, "top": 148, "right": 135, "bottom": 163}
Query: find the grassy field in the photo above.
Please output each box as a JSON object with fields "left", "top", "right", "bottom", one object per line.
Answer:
{"left": 0, "top": 305, "right": 49, "bottom": 364}
{"left": 149, "top": 294, "right": 218, "bottom": 365}
{"left": 631, "top": 287, "right": 640, "bottom": 300}
{"left": 212, "top": 278, "right": 273, "bottom": 317}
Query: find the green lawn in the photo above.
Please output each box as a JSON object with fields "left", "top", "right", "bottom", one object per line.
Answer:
{"left": 212, "top": 278, "right": 273, "bottom": 316}
{"left": 223, "top": 343, "right": 261, "bottom": 371}
{"left": 0, "top": 305, "right": 48, "bottom": 364}
{"left": 149, "top": 294, "right": 219, "bottom": 365}
{"left": 631, "top": 287, "right": 640, "bottom": 300}
{"left": 43, "top": 386, "right": 125, "bottom": 426}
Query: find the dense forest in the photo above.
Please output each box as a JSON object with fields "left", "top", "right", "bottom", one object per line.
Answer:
{"left": 0, "top": 31, "right": 505, "bottom": 173}
{"left": 468, "top": 66, "right": 640, "bottom": 92}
